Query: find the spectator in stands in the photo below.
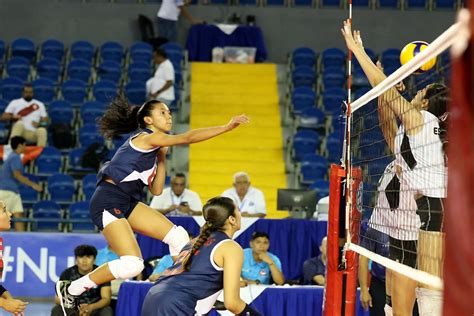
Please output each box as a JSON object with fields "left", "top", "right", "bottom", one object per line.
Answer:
{"left": 0, "top": 136, "right": 42, "bottom": 232}
{"left": 0, "top": 83, "right": 48, "bottom": 147}
{"left": 150, "top": 172, "right": 202, "bottom": 216}
{"left": 52, "top": 245, "right": 113, "bottom": 316}
{"left": 302, "top": 236, "right": 327, "bottom": 285}
{"left": 156, "top": 0, "right": 202, "bottom": 42}
{"left": 146, "top": 48, "right": 175, "bottom": 105}
{"left": 0, "top": 200, "right": 29, "bottom": 314}
{"left": 241, "top": 231, "right": 284, "bottom": 285}
{"left": 222, "top": 172, "right": 266, "bottom": 218}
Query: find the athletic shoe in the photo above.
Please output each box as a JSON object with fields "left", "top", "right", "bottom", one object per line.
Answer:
{"left": 56, "top": 280, "right": 79, "bottom": 316}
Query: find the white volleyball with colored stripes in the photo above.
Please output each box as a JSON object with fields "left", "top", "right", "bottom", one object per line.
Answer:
{"left": 400, "top": 41, "right": 437, "bottom": 73}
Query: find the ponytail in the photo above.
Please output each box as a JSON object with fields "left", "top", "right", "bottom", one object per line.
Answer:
{"left": 183, "top": 222, "right": 215, "bottom": 271}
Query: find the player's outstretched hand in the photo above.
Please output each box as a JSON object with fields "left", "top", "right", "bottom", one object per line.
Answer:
{"left": 226, "top": 115, "right": 250, "bottom": 131}
{"left": 341, "top": 19, "right": 357, "bottom": 51}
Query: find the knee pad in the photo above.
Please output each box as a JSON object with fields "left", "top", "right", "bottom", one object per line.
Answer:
{"left": 108, "top": 256, "right": 144, "bottom": 280}
{"left": 384, "top": 304, "right": 393, "bottom": 316}
{"left": 163, "top": 225, "right": 190, "bottom": 256}
{"left": 415, "top": 287, "right": 442, "bottom": 316}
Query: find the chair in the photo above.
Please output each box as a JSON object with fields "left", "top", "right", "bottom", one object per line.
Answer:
{"left": 352, "top": 68, "right": 370, "bottom": 88}
{"left": 82, "top": 174, "right": 97, "bottom": 200}
{"left": 48, "top": 100, "right": 74, "bottom": 125}
{"left": 167, "top": 51, "right": 183, "bottom": 73}
{"left": 292, "top": 130, "right": 321, "bottom": 162}
{"left": 32, "top": 200, "right": 62, "bottom": 231}
{"left": 48, "top": 173, "right": 75, "bottom": 205}
{"left": 292, "top": 66, "right": 316, "bottom": 88}
{"left": 298, "top": 107, "right": 325, "bottom": 130}
{"left": 299, "top": 154, "right": 328, "bottom": 185}
{"left": 19, "top": 174, "right": 41, "bottom": 208}
{"left": 129, "top": 42, "right": 153, "bottom": 63}
{"left": 434, "top": 0, "right": 455, "bottom": 8}
{"left": 35, "top": 146, "right": 62, "bottom": 176}
{"left": 37, "top": 58, "right": 62, "bottom": 82}
{"left": 97, "top": 61, "right": 122, "bottom": 83}
{"left": 71, "top": 40, "right": 95, "bottom": 63}
{"left": 67, "top": 59, "right": 92, "bottom": 82}
{"left": 93, "top": 80, "right": 117, "bottom": 103}
{"left": 309, "top": 179, "right": 330, "bottom": 201}
{"left": 265, "top": 0, "right": 286, "bottom": 5}
{"left": 1, "top": 77, "right": 24, "bottom": 102}
{"left": 125, "top": 81, "right": 147, "bottom": 105}
{"left": 61, "top": 79, "right": 87, "bottom": 105}
{"left": 6, "top": 57, "right": 30, "bottom": 81}
{"left": 80, "top": 101, "right": 107, "bottom": 125}
{"left": 32, "top": 78, "right": 56, "bottom": 103}
{"left": 325, "top": 131, "right": 342, "bottom": 161}
{"left": 321, "top": 48, "right": 346, "bottom": 70}
{"left": 0, "top": 40, "right": 5, "bottom": 61}
{"left": 291, "top": 87, "right": 316, "bottom": 115}
{"left": 379, "top": 0, "right": 398, "bottom": 7}
{"left": 11, "top": 38, "right": 36, "bottom": 62}
{"left": 69, "top": 201, "right": 96, "bottom": 232}
{"left": 100, "top": 41, "right": 124, "bottom": 63}
{"left": 322, "top": 87, "right": 346, "bottom": 115}
{"left": 79, "top": 123, "right": 104, "bottom": 147}
{"left": 321, "top": 0, "right": 340, "bottom": 5}
{"left": 68, "top": 148, "right": 96, "bottom": 174}
{"left": 292, "top": 47, "right": 317, "bottom": 68}
{"left": 406, "top": 0, "right": 426, "bottom": 8}
{"left": 322, "top": 67, "right": 346, "bottom": 89}
{"left": 41, "top": 39, "right": 65, "bottom": 61}
{"left": 160, "top": 42, "right": 183, "bottom": 53}
{"left": 293, "top": 0, "right": 313, "bottom": 6}
{"left": 381, "top": 49, "right": 402, "bottom": 70}
{"left": 128, "top": 62, "right": 152, "bottom": 82}
{"left": 352, "top": 0, "right": 370, "bottom": 5}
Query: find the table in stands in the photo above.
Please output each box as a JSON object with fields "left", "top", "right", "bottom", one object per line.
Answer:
{"left": 185, "top": 24, "right": 267, "bottom": 62}
{"left": 116, "top": 281, "right": 370, "bottom": 316}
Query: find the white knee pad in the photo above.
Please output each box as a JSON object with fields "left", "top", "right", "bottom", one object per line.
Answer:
{"left": 415, "top": 287, "right": 442, "bottom": 316}
{"left": 163, "top": 225, "right": 190, "bottom": 256}
{"left": 384, "top": 304, "right": 393, "bottom": 316}
{"left": 107, "top": 256, "right": 144, "bottom": 280}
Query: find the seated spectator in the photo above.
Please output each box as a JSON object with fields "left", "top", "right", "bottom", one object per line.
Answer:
{"left": 1, "top": 83, "right": 48, "bottom": 147}
{"left": 150, "top": 173, "right": 202, "bottom": 216}
{"left": 146, "top": 48, "right": 175, "bottom": 105}
{"left": 241, "top": 232, "right": 284, "bottom": 285}
{"left": 222, "top": 172, "right": 266, "bottom": 218}
{"left": 0, "top": 136, "right": 42, "bottom": 231}
{"left": 51, "top": 245, "right": 113, "bottom": 316}
{"left": 302, "top": 236, "right": 327, "bottom": 285}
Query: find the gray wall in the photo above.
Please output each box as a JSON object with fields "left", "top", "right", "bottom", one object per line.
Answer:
{"left": 0, "top": 0, "right": 456, "bottom": 62}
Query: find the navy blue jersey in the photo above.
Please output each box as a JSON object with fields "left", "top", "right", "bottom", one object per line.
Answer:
{"left": 142, "top": 231, "right": 232, "bottom": 316}
{"left": 97, "top": 128, "right": 159, "bottom": 201}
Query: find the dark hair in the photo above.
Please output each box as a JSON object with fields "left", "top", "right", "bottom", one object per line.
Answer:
{"left": 154, "top": 48, "right": 167, "bottom": 59}
{"left": 250, "top": 231, "right": 270, "bottom": 241}
{"left": 183, "top": 197, "right": 236, "bottom": 271}
{"left": 10, "top": 136, "right": 26, "bottom": 150}
{"left": 174, "top": 172, "right": 186, "bottom": 180}
{"left": 23, "top": 83, "right": 33, "bottom": 90}
{"left": 424, "top": 83, "right": 449, "bottom": 155}
{"left": 98, "top": 95, "right": 162, "bottom": 139}
{"left": 74, "top": 245, "right": 98, "bottom": 258}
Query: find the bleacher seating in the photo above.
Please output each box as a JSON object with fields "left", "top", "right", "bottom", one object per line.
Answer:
{"left": 70, "top": 40, "right": 95, "bottom": 63}
{"left": 100, "top": 41, "right": 124, "bottom": 64}
{"left": 31, "top": 200, "right": 62, "bottom": 231}
{"left": 41, "top": 39, "right": 65, "bottom": 61}
{"left": 48, "top": 173, "right": 76, "bottom": 205}
{"left": 35, "top": 146, "right": 62, "bottom": 176}
{"left": 6, "top": 57, "right": 30, "bottom": 81}
{"left": 69, "top": 201, "right": 96, "bottom": 232}
{"left": 1, "top": 77, "right": 24, "bottom": 101}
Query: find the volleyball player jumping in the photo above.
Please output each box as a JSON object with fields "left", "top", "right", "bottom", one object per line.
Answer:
{"left": 342, "top": 20, "right": 448, "bottom": 316}
{"left": 56, "top": 98, "right": 249, "bottom": 315}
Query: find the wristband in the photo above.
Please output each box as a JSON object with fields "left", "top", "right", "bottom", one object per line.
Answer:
{"left": 238, "top": 304, "right": 262, "bottom": 316}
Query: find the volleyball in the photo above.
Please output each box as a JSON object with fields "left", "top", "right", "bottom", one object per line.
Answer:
{"left": 400, "top": 41, "right": 437, "bottom": 73}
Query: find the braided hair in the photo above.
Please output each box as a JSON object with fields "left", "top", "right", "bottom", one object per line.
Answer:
{"left": 183, "top": 197, "right": 236, "bottom": 271}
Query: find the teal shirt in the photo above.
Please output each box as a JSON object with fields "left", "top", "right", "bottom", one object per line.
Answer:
{"left": 241, "top": 248, "right": 282, "bottom": 284}
{"left": 152, "top": 254, "right": 174, "bottom": 275}
{"left": 95, "top": 247, "right": 119, "bottom": 266}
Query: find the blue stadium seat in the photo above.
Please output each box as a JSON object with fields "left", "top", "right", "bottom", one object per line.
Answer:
{"left": 130, "top": 42, "right": 153, "bottom": 63}
{"left": 352, "top": 0, "right": 369, "bottom": 5}
{"left": 80, "top": 101, "right": 106, "bottom": 125}
{"left": 69, "top": 201, "right": 95, "bottom": 232}
{"left": 35, "top": 146, "right": 62, "bottom": 176}
{"left": 48, "top": 173, "right": 75, "bottom": 205}
{"left": 379, "top": 0, "right": 398, "bottom": 7}
{"left": 37, "top": 58, "right": 62, "bottom": 82}
{"left": 291, "top": 87, "right": 316, "bottom": 115}
{"left": 19, "top": 174, "right": 41, "bottom": 208}
{"left": 294, "top": 0, "right": 313, "bottom": 6}
{"left": 61, "top": 79, "right": 87, "bottom": 105}
{"left": 97, "top": 61, "right": 122, "bottom": 83}
{"left": 322, "top": 87, "right": 346, "bottom": 115}
{"left": 82, "top": 174, "right": 97, "bottom": 200}
{"left": 128, "top": 62, "right": 152, "bottom": 82}
{"left": 6, "top": 57, "right": 30, "bottom": 81}
{"left": 292, "top": 130, "right": 321, "bottom": 162}
{"left": 111, "top": 132, "right": 133, "bottom": 148}
{"left": 352, "top": 67, "right": 370, "bottom": 88}
{"left": 100, "top": 41, "right": 124, "bottom": 63}
{"left": 79, "top": 123, "right": 104, "bottom": 147}
{"left": 300, "top": 154, "right": 328, "bottom": 185}
{"left": 321, "top": 0, "right": 340, "bottom": 6}
{"left": 125, "top": 81, "right": 146, "bottom": 105}
{"left": 0, "top": 40, "right": 5, "bottom": 61}
{"left": 406, "top": 0, "right": 426, "bottom": 8}
{"left": 68, "top": 148, "right": 96, "bottom": 174}
{"left": 434, "top": 0, "right": 455, "bottom": 8}
{"left": 321, "top": 48, "right": 346, "bottom": 69}
{"left": 32, "top": 200, "right": 62, "bottom": 231}
{"left": 67, "top": 59, "right": 92, "bottom": 83}
{"left": 292, "top": 66, "right": 316, "bottom": 88}
{"left": 239, "top": 0, "right": 257, "bottom": 4}
{"left": 167, "top": 51, "right": 183, "bottom": 73}
{"left": 0, "top": 122, "right": 9, "bottom": 144}
{"left": 292, "top": 47, "right": 317, "bottom": 68}
{"left": 71, "top": 40, "right": 95, "bottom": 63}
{"left": 32, "top": 78, "right": 56, "bottom": 103}
{"left": 41, "top": 39, "right": 65, "bottom": 61}
{"left": 93, "top": 80, "right": 117, "bottom": 103}
{"left": 309, "top": 179, "right": 330, "bottom": 201}
{"left": 48, "top": 100, "right": 74, "bottom": 125}
{"left": 381, "top": 49, "right": 401, "bottom": 70}
{"left": 326, "top": 131, "right": 342, "bottom": 161}
{"left": 0, "top": 99, "right": 7, "bottom": 113}
{"left": 322, "top": 66, "right": 346, "bottom": 88}
{"left": 160, "top": 42, "right": 183, "bottom": 53}
{"left": 266, "top": 0, "right": 285, "bottom": 4}
{"left": 298, "top": 107, "right": 325, "bottom": 130}
{"left": 414, "top": 70, "right": 437, "bottom": 90}
{"left": 1, "top": 77, "right": 24, "bottom": 102}
{"left": 11, "top": 38, "right": 36, "bottom": 62}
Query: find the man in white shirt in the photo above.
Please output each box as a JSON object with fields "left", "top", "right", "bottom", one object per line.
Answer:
{"left": 150, "top": 173, "right": 203, "bottom": 216}
{"left": 146, "top": 48, "right": 175, "bottom": 105}
{"left": 221, "top": 172, "right": 266, "bottom": 218}
{"left": 1, "top": 84, "right": 48, "bottom": 147}
{"left": 157, "top": 0, "right": 201, "bottom": 42}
